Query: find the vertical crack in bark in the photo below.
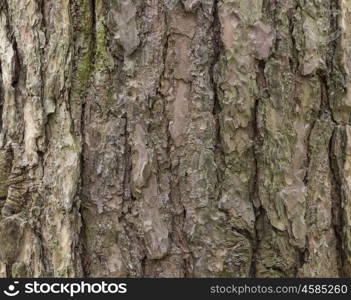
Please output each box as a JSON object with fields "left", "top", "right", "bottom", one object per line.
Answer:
{"left": 251, "top": 58, "right": 268, "bottom": 277}
{"left": 327, "top": 0, "right": 344, "bottom": 277}
{"left": 0, "top": 62, "right": 3, "bottom": 135}
{"left": 211, "top": 0, "right": 224, "bottom": 224}
{"left": 287, "top": 1, "right": 300, "bottom": 74}
{"left": 70, "top": 0, "right": 97, "bottom": 277}
{"left": 329, "top": 129, "right": 344, "bottom": 276}
{"left": 91, "top": 0, "right": 97, "bottom": 66}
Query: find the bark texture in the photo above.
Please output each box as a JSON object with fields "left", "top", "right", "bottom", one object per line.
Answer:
{"left": 0, "top": 0, "right": 350, "bottom": 278}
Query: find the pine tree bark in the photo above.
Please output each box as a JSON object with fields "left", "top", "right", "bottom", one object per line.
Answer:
{"left": 0, "top": 0, "right": 350, "bottom": 278}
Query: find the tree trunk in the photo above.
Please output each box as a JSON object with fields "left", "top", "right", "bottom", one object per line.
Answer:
{"left": 0, "top": 0, "right": 350, "bottom": 278}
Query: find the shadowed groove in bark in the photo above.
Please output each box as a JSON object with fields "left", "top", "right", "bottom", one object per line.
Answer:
{"left": 329, "top": 128, "right": 344, "bottom": 276}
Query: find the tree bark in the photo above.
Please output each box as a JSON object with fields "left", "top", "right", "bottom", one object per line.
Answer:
{"left": 0, "top": 0, "right": 350, "bottom": 278}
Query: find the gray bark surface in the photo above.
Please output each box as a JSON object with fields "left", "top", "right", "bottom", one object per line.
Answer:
{"left": 0, "top": 0, "right": 350, "bottom": 278}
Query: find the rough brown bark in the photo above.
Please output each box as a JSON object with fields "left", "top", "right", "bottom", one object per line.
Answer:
{"left": 0, "top": 0, "right": 350, "bottom": 278}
